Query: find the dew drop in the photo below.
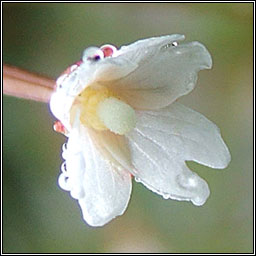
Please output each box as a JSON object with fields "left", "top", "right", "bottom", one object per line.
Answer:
{"left": 58, "top": 173, "right": 70, "bottom": 191}
{"left": 62, "top": 143, "right": 68, "bottom": 151}
{"left": 62, "top": 150, "right": 68, "bottom": 160}
{"left": 61, "top": 161, "right": 68, "bottom": 174}
{"left": 192, "top": 195, "right": 206, "bottom": 206}
{"left": 70, "top": 64, "right": 78, "bottom": 72}
{"left": 134, "top": 177, "right": 141, "bottom": 183}
{"left": 162, "top": 193, "right": 170, "bottom": 200}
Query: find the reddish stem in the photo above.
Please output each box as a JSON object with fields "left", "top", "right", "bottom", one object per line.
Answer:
{"left": 3, "top": 64, "right": 55, "bottom": 103}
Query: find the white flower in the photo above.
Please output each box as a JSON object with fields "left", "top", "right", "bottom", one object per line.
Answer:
{"left": 50, "top": 34, "right": 231, "bottom": 227}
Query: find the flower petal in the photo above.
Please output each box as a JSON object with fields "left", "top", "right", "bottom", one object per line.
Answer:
{"left": 50, "top": 35, "right": 212, "bottom": 128}
{"left": 61, "top": 124, "right": 132, "bottom": 227}
{"left": 133, "top": 103, "right": 231, "bottom": 168}
{"left": 50, "top": 91, "right": 75, "bottom": 131}
{"left": 100, "top": 35, "right": 212, "bottom": 110}
{"left": 124, "top": 103, "right": 230, "bottom": 205}
{"left": 50, "top": 53, "right": 138, "bottom": 129}
{"left": 126, "top": 130, "right": 210, "bottom": 206}
{"left": 87, "top": 129, "right": 132, "bottom": 172}
{"left": 91, "top": 35, "right": 185, "bottom": 83}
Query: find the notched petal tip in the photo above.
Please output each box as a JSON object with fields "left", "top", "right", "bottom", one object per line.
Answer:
{"left": 211, "top": 141, "right": 231, "bottom": 169}
{"left": 126, "top": 103, "right": 231, "bottom": 206}
{"left": 172, "top": 41, "right": 213, "bottom": 71}
{"left": 105, "top": 36, "right": 213, "bottom": 110}
{"left": 189, "top": 41, "right": 213, "bottom": 70}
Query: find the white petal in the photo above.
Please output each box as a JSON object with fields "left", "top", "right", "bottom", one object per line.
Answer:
{"left": 133, "top": 103, "right": 231, "bottom": 168}
{"left": 50, "top": 53, "right": 137, "bottom": 128}
{"left": 90, "top": 36, "right": 184, "bottom": 83}
{"left": 64, "top": 55, "right": 137, "bottom": 93}
{"left": 126, "top": 130, "right": 210, "bottom": 206}
{"left": 100, "top": 35, "right": 212, "bottom": 110}
{"left": 61, "top": 124, "right": 132, "bottom": 227}
{"left": 49, "top": 91, "right": 75, "bottom": 131}
{"left": 117, "top": 34, "right": 186, "bottom": 59}
{"left": 50, "top": 35, "right": 211, "bottom": 128}
{"left": 124, "top": 103, "right": 230, "bottom": 205}
{"left": 87, "top": 129, "right": 132, "bottom": 172}
{"left": 93, "top": 57, "right": 138, "bottom": 82}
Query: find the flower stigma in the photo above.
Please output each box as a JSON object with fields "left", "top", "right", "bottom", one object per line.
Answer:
{"left": 75, "top": 85, "right": 136, "bottom": 135}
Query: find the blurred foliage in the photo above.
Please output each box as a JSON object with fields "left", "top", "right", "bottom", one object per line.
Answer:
{"left": 3, "top": 3, "right": 253, "bottom": 253}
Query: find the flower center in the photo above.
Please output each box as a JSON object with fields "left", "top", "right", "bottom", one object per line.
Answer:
{"left": 76, "top": 86, "right": 136, "bottom": 135}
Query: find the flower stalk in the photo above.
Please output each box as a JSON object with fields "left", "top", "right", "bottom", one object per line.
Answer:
{"left": 3, "top": 64, "right": 55, "bottom": 103}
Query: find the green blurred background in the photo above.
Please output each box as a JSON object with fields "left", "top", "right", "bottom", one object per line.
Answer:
{"left": 3, "top": 3, "right": 253, "bottom": 253}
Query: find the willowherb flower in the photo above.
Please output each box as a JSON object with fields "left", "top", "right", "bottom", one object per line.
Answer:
{"left": 50, "top": 34, "right": 231, "bottom": 227}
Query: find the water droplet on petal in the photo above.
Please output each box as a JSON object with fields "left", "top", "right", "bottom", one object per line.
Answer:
{"left": 62, "top": 143, "right": 68, "bottom": 160}
{"left": 61, "top": 161, "right": 68, "bottom": 174}
{"left": 62, "top": 143, "right": 68, "bottom": 151}
{"left": 58, "top": 173, "right": 70, "bottom": 191}
{"left": 162, "top": 193, "right": 170, "bottom": 200}
{"left": 62, "top": 150, "right": 68, "bottom": 160}
{"left": 134, "top": 177, "right": 141, "bottom": 183}
{"left": 192, "top": 195, "right": 207, "bottom": 206}
{"left": 82, "top": 47, "right": 104, "bottom": 62}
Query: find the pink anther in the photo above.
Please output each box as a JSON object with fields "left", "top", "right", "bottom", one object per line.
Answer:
{"left": 101, "top": 45, "right": 117, "bottom": 58}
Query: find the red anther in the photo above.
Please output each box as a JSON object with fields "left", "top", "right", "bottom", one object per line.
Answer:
{"left": 101, "top": 45, "right": 115, "bottom": 58}
{"left": 53, "top": 120, "right": 67, "bottom": 134}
